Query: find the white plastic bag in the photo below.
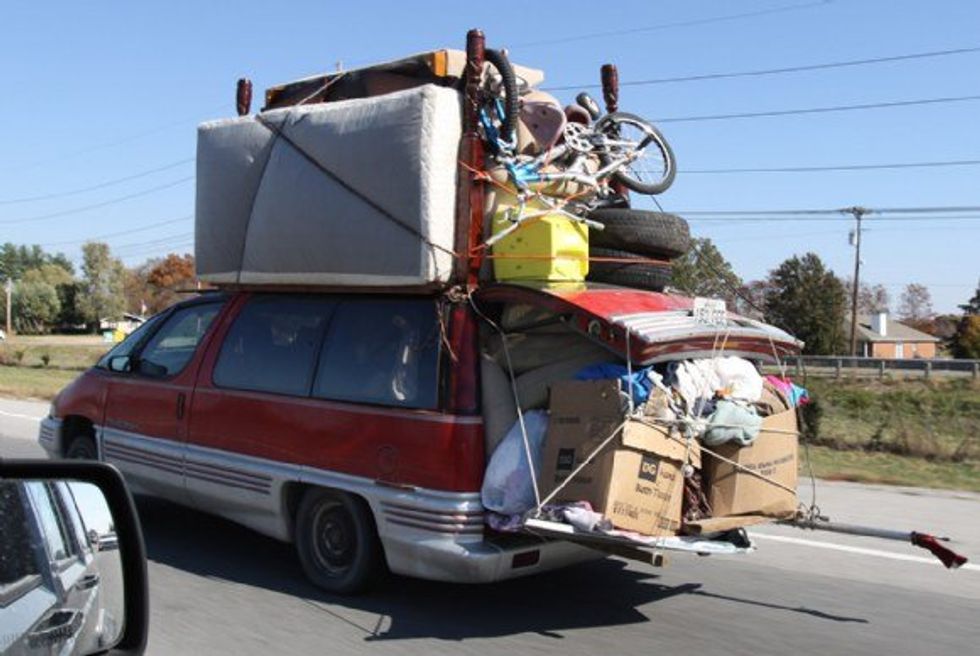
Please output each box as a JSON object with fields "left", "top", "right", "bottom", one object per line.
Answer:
{"left": 481, "top": 410, "right": 549, "bottom": 515}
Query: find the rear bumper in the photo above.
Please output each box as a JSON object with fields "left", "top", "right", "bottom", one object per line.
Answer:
{"left": 38, "top": 416, "right": 62, "bottom": 457}
{"left": 381, "top": 531, "right": 602, "bottom": 583}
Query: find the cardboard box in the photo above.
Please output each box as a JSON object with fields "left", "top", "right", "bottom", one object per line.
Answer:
{"left": 703, "top": 408, "right": 798, "bottom": 517}
{"left": 540, "top": 380, "right": 700, "bottom": 536}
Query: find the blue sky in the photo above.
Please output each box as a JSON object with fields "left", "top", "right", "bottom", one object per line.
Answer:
{"left": 1, "top": 0, "right": 978, "bottom": 313}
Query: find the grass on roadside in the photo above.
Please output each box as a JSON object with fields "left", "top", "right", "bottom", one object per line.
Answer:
{"left": 0, "top": 365, "right": 81, "bottom": 400}
{"left": 0, "top": 337, "right": 109, "bottom": 370}
{"left": 802, "top": 444, "right": 980, "bottom": 494}
{"left": 804, "top": 377, "right": 979, "bottom": 462}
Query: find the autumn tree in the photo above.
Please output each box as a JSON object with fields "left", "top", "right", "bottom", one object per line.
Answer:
{"left": 670, "top": 238, "right": 743, "bottom": 304}
{"left": 898, "top": 283, "right": 934, "bottom": 328}
{"left": 76, "top": 242, "right": 126, "bottom": 332}
{"left": 844, "top": 279, "right": 890, "bottom": 315}
{"left": 8, "top": 280, "right": 60, "bottom": 333}
{"left": 959, "top": 279, "right": 980, "bottom": 314}
{"left": 145, "top": 253, "right": 196, "bottom": 313}
{"left": 952, "top": 281, "right": 980, "bottom": 358}
{"left": 951, "top": 316, "right": 980, "bottom": 359}
{"left": 764, "top": 253, "right": 847, "bottom": 355}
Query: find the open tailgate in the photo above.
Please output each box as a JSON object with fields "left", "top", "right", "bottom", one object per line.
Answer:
{"left": 475, "top": 282, "right": 802, "bottom": 365}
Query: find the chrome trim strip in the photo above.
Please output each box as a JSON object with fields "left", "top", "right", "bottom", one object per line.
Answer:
{"left": 386, "top": 516, "right": 484, "bottom": 535}
{"left": 383, "top": 508, "right": 484, "bottom": 528}
{"left": 102, "top": 449, "right": 183, "bottom": 477}
{"left": 183, "top": 469, "right": 270, "bottom": 495}
{"left": 380, "top": 500, "right": 484, "bottom": 518}
{"left": 183, "top": 460, "right": 272, "bottom": 487}
{"left": 381, "top": 505, "right": 484, "bottom": 527}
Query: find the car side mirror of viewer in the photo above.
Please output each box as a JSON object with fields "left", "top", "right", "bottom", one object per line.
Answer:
{"left": 0, "top": 460, "right": 148, "bottom": 655}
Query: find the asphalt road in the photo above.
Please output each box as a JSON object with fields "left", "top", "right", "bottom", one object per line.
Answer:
{"left": 3, "top": 398, "right": 980, "bottom": 655}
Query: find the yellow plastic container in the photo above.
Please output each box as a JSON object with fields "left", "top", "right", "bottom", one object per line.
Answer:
{"left": 489, "top": 189, "right": 589, "bottom": 282}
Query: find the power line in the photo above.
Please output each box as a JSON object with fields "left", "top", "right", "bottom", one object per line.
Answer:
{"left": 43, "top": 215, "right": 193, "bottom": 247}
{"left": 680, "top": 158, "right": 980, "bottom": 174}
{"left": 545, "top": 45, "right": 980, "bottom": 91}
{"left": 117, "top": 238, "right": 194, "bottom": 260}
{"left": 10, "top": 101, "right": 224, "bottom": 173}
{"left": 0, "top": 176, "right": 193, "bottom": 225}
{"left": 511, "top": 0, "right": 828, "bottom": 49}
{"left": 0, "top": 159, "right": 193, "bottom": 205}
{"left": 679, "top": 205, "right": 980, "bottom": 217}
{"left": 655, "top": 93, "right": 980, "bottom": 123}
{"left": 112, "top": 232, "right": 195, "bottom": 251}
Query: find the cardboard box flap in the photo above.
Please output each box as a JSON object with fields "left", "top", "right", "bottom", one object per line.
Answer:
{"left": 621, "top": 420, "right": 701, "bottom": 468}
{"left": 549, "top": 380, "right": 624, "bottom": 419}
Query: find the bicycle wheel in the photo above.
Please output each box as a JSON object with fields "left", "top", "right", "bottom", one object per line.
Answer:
{"left": 483, "top": 49, "right": 519, "bottom": 148}
{"left": 595, "top": 112, "right": 676, "bottom": 195}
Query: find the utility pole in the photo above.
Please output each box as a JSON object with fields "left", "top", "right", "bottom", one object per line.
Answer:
{"left": 4, "top": 278, "right": 12, "bottom": 337}
{"left": 844, "top": 206, "right": 870, "bottom": 356}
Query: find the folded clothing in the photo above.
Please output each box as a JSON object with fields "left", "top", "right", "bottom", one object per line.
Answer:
{"left": 702, "top": 399, "right": 763, "bottom": 446}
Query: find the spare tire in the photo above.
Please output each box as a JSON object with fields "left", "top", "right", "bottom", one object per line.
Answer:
{"left": 587, "top": 247, "right": 672, "bottom": 292}
{"left": 588, "top": 209, "right": 690, "bottom": 260}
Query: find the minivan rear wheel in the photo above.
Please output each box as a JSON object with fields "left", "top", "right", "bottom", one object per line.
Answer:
{"left": 295, "top": 488, "right": 383, "bottom": 594}
{"left": 66, "top": 435, "right": 97, "bottom": 460}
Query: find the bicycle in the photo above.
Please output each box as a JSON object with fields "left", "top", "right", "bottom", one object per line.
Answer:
{"left": 478, "top": 51, "right": 676, "bottom": 198}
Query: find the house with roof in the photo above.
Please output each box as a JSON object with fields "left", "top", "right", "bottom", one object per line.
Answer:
{"left": 850, "top": 312, "right": 940, "bottom": 359}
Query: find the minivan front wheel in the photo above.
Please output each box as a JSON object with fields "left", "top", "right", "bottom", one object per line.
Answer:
{"left": 295, "top": 489, "right": 383, "bottom": 594}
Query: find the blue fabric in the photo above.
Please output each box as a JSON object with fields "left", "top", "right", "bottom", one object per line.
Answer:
{"left": 574, "top": 363, "right": 653, "bottom": 404}
{"left": 788, "top": 383, "right": 809, "bottom": 407}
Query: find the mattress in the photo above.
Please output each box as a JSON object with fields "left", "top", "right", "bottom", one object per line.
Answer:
{"left": 195, "top": 84, "right": 462, "bottom": 287}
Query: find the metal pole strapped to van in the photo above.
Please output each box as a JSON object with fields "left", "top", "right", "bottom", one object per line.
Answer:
{"left": 782, "top": 515, "right": 969, "bottom": 569}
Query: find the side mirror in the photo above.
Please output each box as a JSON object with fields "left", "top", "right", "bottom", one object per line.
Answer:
{"left": 0, "top": 460, "right": 148, "bottom": 655}
{"left": 107, "top": 355, "right": 133, "bottom": 373}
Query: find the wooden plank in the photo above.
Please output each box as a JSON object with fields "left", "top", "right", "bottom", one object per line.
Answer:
{"left": 684, "top": 514, "right": 771, "bottom": 535}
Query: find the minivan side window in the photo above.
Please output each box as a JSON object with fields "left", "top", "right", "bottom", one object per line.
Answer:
{"left": 97, "top": 313, "right": 166, "bottom": 372}
{"left": 137, "top": 302, "right": 224, "bottom": 378}
{"left": 313, "top": 299, "right": 440, "bottom": 409}
{"left": 213, "top": 296, "right": 334, "bottom": 396}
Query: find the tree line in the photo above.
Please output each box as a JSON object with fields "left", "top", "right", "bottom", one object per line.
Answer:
{"left": 2, "top": 238, "right": 977, "bottom": 358}
{"left": 671, "top": 238, "right": 980, "bottom": 358}
{"left": 0, "top": 242, "right": 196, "bottom": 335}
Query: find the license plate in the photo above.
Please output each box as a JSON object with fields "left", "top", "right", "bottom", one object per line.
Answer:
{"left": 692, "top": 297, "right": 727, "bottom": 326}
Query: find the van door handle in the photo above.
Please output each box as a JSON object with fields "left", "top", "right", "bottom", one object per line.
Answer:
{"left": 27, "top": 610, "right": 83, "bottom": 648}
{"left": 176, "top": 392, "right": 186, "bottom": 420}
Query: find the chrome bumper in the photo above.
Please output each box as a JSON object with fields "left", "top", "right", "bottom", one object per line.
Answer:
{"left": 38, "top": 416, "right": 62, "bottom": 457}
{"left": 381, "top": 531, "right": 602, "bottom": 583}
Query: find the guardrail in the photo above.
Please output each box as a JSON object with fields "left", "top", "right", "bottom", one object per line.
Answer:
{"left": 770, "top": 356, "right": 980, "bottom": 379}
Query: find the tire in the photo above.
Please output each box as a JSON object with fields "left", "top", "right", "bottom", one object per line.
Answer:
{"left": 588, "top": 209, "right": 690, "bottom": 259}
{"left": 65, "top": 434, "right": 97, "bottom": 460}
{"left": 483, "top": 49, "right": 519, "bottom": 147}
{"left": 595, "top": 112, "right": 676, "bottom": 195}
{"left": 294, "top": 488, "right": 384, "bottom": 595}
{"left": 587, "top": 247, "right": 672, "bottom": 292}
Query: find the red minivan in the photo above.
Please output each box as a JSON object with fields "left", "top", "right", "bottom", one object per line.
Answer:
{"left": 40, "top": 282, "right": 798, "bottom": 593}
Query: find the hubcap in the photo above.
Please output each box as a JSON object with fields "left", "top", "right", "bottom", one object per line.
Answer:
{"left": 311, "top": 503, "right": 356, "bottom": 576}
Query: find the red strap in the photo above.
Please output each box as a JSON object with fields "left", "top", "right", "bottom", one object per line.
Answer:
{"left": 911, "top": 532, "right": 968, "bottom": 569}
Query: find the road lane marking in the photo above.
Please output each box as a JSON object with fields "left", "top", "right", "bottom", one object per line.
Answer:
{"left": 0, "top": 409, "right": 43, "bottom": 422}
{"left": 751, "top": 532, "right": 979, "bottom": 572}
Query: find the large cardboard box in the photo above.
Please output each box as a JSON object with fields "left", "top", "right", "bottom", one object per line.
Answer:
{"left": 703, "top": 408, "right": 798, "bottom": 517}
{"left": 540, "top": 380, "right": 700, "bottom": 536}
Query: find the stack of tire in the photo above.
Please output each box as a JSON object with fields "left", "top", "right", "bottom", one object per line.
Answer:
{"left": 585, "top": 208, "right": 690, "bottom": 292}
